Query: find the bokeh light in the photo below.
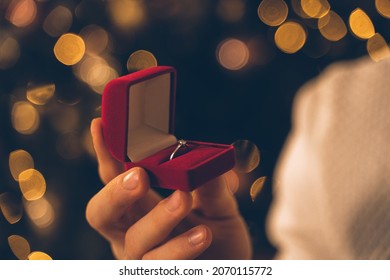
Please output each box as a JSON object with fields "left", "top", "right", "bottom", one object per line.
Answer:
{"left": 291, "top": 0, "right": 310, "bottom": 19}
{"left": 26, "top": 83, "right": 55, "bottom": 105}
{"left": 217, "top": 39, "right": 249, "bottom": 70}
{"left": 11, "top": 101, "right": 40, "bottom": 135}
{"left": 80, "top": 56, "right": 109, "bottom": 84}
{"left": 54, "top": 33, "right": 86, "bottom": 66}
{"left": 28, "top": 251, "right": 53, "bottom": 260}
{"left": 301, "top": 0, "right": 330, "bottom": 19}
{"left": 6, "top": 0, "right": 37, "bottom": 28}
{"left": 367, "top": 33, "right": 390, "bottom": 62}
{"left": 232, "top": 139, "right": 261, "bottom": 173}
{"left": 8, "top": 235, "right": 31, "bottom": 260}
{"left": 217, "top": 0, "right": 246, "bottom": 22}
{"left": 376, "top": 0, "right": 390, "bottom": 19}
{"left": 80, "top": 25, "right": 110, "bottom": 55}
{"left": 318, "top": 11, "right": 347, "bottom": 42}
{"left": 250, "top": 176, "right": 267, "bottom": 202}
{"left": 43, "top": 6, "right": 73, "bottom": 37}
{"left": 74, "top": 55, "right": 119, "bottom": 94}
{"left": 127, "top": 50, "right": 158, "bottom": 73}
{"left": 275, "top": 21, "right": 307, "bottom": 54}
{"left": 90, "top": 66, "right": 118, "bottom": 94}
{"left": 258, "top": 0, "right": 289, "bottom": 27}
{"left": 9, "top": 150, "right": 34, "bottom": 181}
{"left": 25, "top": 196, "right": 55, "bottom": 229}
{"left": 107, "top": 0, "right": 145, "bottom": 31}
{"left": 349, "top": 8, "right": 375, "bottom": 40}
{"left": 0, "top": 193, "right": 23, "bottom": 224}
{"left": 0, "top": 34, "right": 20, "bottom": 69}
{"left": 18, "top": 169, "right": 47, "bottom": 201}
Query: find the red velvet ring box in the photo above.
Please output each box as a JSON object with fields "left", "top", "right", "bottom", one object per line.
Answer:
{"left": 102, "top": 66, "right": 235, "bottom": 191}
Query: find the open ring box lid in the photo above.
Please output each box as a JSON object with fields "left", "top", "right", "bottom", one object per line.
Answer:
{"left": 102, "top": 66, "right": 235, "bottom": 191}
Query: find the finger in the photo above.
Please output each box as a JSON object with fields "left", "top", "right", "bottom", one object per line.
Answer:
{"left": 86, "top": 167, "right": 160, "bottom": 242}
{"left": 123, "top": 190, "right": 193, "bottom": 260}
{"left": 192, "top": 170, "right": 239, "bottom": 218}
{"left": 142, "top": 225, "right": 212, "bottom": 260}
{"left": 91, "top": 118, "right": 124, "bottom": 184}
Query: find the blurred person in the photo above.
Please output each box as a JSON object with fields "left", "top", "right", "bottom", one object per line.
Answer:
{"left": 267, "top": 56, "right": 390, "bottom": 259}
{"left": 86, "top": 56, "right": 390, "bottom": 259}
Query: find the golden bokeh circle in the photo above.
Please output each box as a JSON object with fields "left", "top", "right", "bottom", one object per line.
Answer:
{"left": 43, "top": 6, "right": 73, "bottom": 37}
{"left": 349, "top": 8, "right": 375, "bottom": 40}
{"left": 27, "top": 83, "right": 55, "bottom": 105}
{"left": 90, "top": 66, "right": 118, "bottom": 93}
{"left": 0, "top": 192, "right": 23, "bottom": 224}
{"left": 275, "top": 21, "right": 307, "bottom": 54}
{"left": 107, "top": 0, "right": 145, "bottom": 31}
{"left": 301, "top": 0, "right": 330, "bottom": 19}
{"left": 28, "top": 251, "right": 53, "bottom": 260}
{"left": 318, "top": 11, "right": 347, "bottom": 42}
{"left": 11, "top": 101, "right": 40, "bottom": 135}
{"left": 9, "top": 149, "right": 34, "bottom": 181}
{"left": 74, "top": 55, "right": 119, "bottom": 94}
{"left": 18, "top": 169, "right": 46, "bottom": 201}
{"left": 0, "top": 35, "right": 20, "bottom": 69}
{"left": 376, "top": 0, "right": 390, "bottom": 19}
{"left": 8, "top": 235, "right": 31, "bottom": 260}
{"left": 232, "top": 139, "right": 261, "bottom": 173}
{"left": 78, "top": 56, "right": 119, "bottom": 93}
{"left": 217, "top": 39, "right": 249, "bottom": 70}
{"left": 80, "top": 25, "right": 110, "bottom": 55}
{"left": 127, "top": 50, "right": 158, "bottom": 72}
{"left": 291, "top": 0, "right": 310, "bottom": 19}
{"left": 250, "top": 176, "right": 267, "bottom": 202}
{"left": 54, "top": 33, "right": 86, "bottom": 66}
{"left": 25, "top": 197, "right": 55, "bottom": 228}
{"left": 367, "top": 33, "right": 390, "bottom": 62}
{"left": 6, "top": 0, "right": 37, "bottom": 28}
{"left": 258, "top": 0, "right": 289, "bottom": 27}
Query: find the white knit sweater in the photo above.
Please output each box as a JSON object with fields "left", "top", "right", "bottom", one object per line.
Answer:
{"left": 267, "top": 57, "right": 390, "bottom": 259}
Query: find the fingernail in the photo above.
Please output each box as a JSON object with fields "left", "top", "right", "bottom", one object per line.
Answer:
{"left": 122, "top": 168, "right": 139, "bottom": 190}
{"left": 165, "top": 191, "right": 181, "bottom": 212}
{"left": 188, "top": 228, "right": 206, "bottom": 245}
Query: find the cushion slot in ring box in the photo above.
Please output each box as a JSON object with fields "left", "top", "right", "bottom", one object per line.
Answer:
{"left": 137, "top": 142, "right": 226, "bottom": 168}
{"left": 161, "top": 145, "right": 227, "bottom": 168}
{"left": 102, "top": 66, "right": 235, "bottom": 191}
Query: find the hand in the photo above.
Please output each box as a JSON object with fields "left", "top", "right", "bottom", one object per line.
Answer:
{"left": 86, "top": 118, "right": 252, "bottom": 259}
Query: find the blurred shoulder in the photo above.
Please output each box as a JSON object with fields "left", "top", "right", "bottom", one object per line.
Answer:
{"left": 296, "top": 56, "right": 390, "bottom": 104}
{"left": 291, "top": 57, "right": 390, "bottom": 134}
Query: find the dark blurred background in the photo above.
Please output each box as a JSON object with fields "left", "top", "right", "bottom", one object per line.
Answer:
{"left": 0, "top": 0, "right": 389, "bottom": 259}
